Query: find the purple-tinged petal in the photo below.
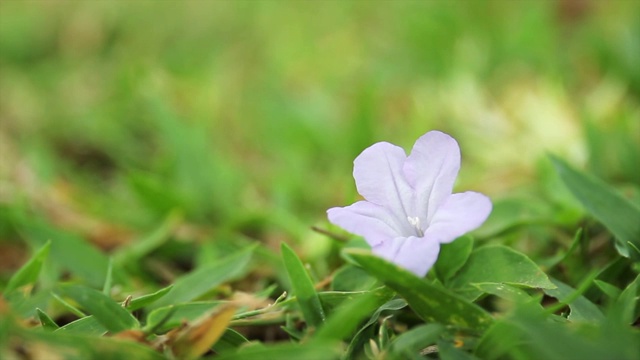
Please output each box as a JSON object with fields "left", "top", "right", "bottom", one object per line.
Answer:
{"left": 353, "top": 142, "right": 414, "bottom": 229}
{"left": 424, "top": 191, "right": 492, "bottom": 244}
{"left": 372, "top": 236, "right": 440, "bottom": 277}
{"left": 327, "top": 201, "right": 402, "bottom": 246}
{"left": 403, "top": 131, "right": 460, "bottom": 226}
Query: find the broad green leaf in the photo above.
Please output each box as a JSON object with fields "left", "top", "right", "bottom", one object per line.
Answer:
{"left": 331, "top": 265, "right": 377, "bottom": 292}
{"left": 213, "top": 341, "right": 341, "bottom": 360}
{"left": 473, "top": 283, "right": 535, "bottom": 303}
{"left": 543, "top": 270, "right": 600, "bottom": 317}
{"left": 54, "top": 316, "right": 108, "bottom": 336}
{"left": 55, "top": 285, "right": 138, "bottom": 333}
{"left": 544, "top": 278, "right": 604, "bottom": 322}
{"left": 127, "top": 285, "right": 174, "bottom": 311}
{"left": 472, "top": 198, "right": 552, "bottom": 239}
{"left": 36, "top": 308, "right": 58, "bottom": 330}
{"left": 346, "top": 249, "right": 493, "bottom": 331}
{"left": 5, "top": 241, "right": 50, "bottom": 295}
{"left": 551, "top": 155, "right": 640, "bottom": 259}
{"left": 388, "top": 324, "right": 443, "bottom": 360}
{"left": 314, "top": 290, "right": 392, "bottom": 341}
{"left": 449, "top": 245, "right": 555, "bottom": 301}
{"left": 151, "top": 245, "right": 255, "bottom": 309}
{"left": 435, "top": 235, "right": 473, "bottom": 283}
{"left": 281, "top": 242, "right": 325, "bottom": 327}
{"left": 145, "top": 301, "right": 223, "bottom": 333}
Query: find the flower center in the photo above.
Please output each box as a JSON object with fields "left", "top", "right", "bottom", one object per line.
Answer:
{"left": 407, "top": 216, "right": 424, "bottom": 237}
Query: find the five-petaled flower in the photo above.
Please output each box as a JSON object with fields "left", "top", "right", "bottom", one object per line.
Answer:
{"left": 327, "top": 131, "right": 492, "bottom": 277}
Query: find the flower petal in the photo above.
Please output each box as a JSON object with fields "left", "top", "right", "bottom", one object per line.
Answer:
{"left": 372, "top": 236, "right": 441, "bottom": 277}
{"left": 403, "top": 131, "right": 460, "bottom": 226}
{"left": 327, "top": 201, "right": 401, "bottom": 246}
{"left": 424, "top": 191, "right": 492, "bottom": 243}
{"left": 353, "top": 142, "right": 414, "bottom": 231}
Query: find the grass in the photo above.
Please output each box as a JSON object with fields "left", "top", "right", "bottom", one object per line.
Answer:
{"left": 1, "top": 1, "right": 639, "bottom": 359}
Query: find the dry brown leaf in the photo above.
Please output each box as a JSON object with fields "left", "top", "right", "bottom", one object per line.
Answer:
{"left": 169, "top": 303, "right": 237, "bottom": 360}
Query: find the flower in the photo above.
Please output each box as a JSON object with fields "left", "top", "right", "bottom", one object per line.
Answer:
{"left": 327, "top": 131, "right": 492, "bottom": 276}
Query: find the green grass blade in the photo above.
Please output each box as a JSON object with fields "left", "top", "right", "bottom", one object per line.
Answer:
{"left": 54, "top": 316, "right": 108, "bottom": 336}
{"left": 145, "top": 301, "right": 223, "bottom": 333}
{"left": 24, "top": 324, "right": 164, "bottom": 359}
{"left": 613, "top": 274, "right": 640, "bottom": 325}
{"left": 19, "top": 221, "right": 111, "bottom": 288}
{"left": 102, "top": 257, "right": 113, "bottom": 296}
{"left": 346, "top": 249, "right": 493, "bottom": 331}
{"left": 437, "top": 339, "right": 477, "bottom": 360}
{"left": 314, "top": 289, "right": 392, "bottom": 341}
{"left": 214, "top": 341, "right": 341, "bottom": 360}
{"left": 388, "top": 323, "right": 444, "bottom": 360}
{"left": 594, "top": 280, "right": 621, "bottom": 300}
{"left": 127, "top": 285, "right": 174, "bottom": 311}
{"left": 212, "top": 328, "right": 250, "bottom": 354}
{"left": 544, "top": 277, "right": 604, "bottom": 322}
{"left": 51, "top": 292, "right": 86, "bottom": 318}
{"left": 281, "top": 242, "right": 325, "bottom": 328}
{"left": 113, "top": 211, "right": 182, "bottom": 265}
{"left": 551, "top": 155, "right": 640, "bottom": 259}
{"left": 5, "top": 241, "right": 50, "bottom": 295}
{"left": 150, "top": 245, "right": 255, "bottom": 309}
{"left": 36, "top": 308, "right": 58, "bottom": 330}
{"left": 345, "top": 298, "right": 408, "bottom": 359}
{"left": 55, "top": 284, "right": 139, "bottom": 333}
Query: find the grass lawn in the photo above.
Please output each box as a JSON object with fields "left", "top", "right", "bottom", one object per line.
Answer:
{"left": 1, "top": 1, "right": 639, "bottom": 359}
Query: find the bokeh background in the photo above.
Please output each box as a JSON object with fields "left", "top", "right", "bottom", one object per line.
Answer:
{"left": 1, "top": 0, "right": 639, "bottom": 284}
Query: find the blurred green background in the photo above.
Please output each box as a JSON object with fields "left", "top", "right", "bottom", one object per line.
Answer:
{"left": 1, "top": 0, "right": 639, "bottom": 283}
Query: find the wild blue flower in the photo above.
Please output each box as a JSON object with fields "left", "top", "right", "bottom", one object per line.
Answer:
{"left": 328, "top": 131, "right": 492, "bottom": 276}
